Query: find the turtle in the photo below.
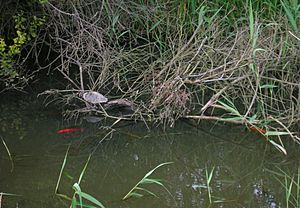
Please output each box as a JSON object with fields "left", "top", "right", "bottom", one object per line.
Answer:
{"left": 82, "top": 91, "right": 108, "bottom": 104}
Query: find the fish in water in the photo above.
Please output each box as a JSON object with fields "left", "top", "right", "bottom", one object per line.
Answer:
{"left": 248, "top": 126, "right": 266, "bottom": 134}
{"left": 56, "top": 127, "right": 83, "bottom": 134}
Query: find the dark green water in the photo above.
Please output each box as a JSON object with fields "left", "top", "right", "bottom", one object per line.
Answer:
{"left": 0, "top": 94, "right": 299, "bottom": 208}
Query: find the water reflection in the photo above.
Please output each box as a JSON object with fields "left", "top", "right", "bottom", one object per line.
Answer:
{"left": 0, "top": 95, "right": 299, "bottom": 208}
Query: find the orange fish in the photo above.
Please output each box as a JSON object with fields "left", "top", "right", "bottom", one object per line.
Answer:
{"left": 248, "top": 126, "right": 266, "bottom": 134}
{"left": 56, "top": 127, "right": 83, "bottom": 134}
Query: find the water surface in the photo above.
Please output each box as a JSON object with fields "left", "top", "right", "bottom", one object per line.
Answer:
{"left": 0, "top": 94, "right": 299, "bottom": 208}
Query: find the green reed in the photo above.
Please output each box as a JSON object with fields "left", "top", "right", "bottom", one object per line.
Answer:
{"left": 54, "top": 145, "right": 106, "bottom": 207}
{"left": 267, "top": 166, "right": 300, "bottom": 208}
{"left": 123, "top": 162, "right": 173, "bottom": 200}
{"left": 72, "top": 183, "right": 105, "bottom": 208}
{"left": 1, "top": 136, "right": 14, "bottom": 172}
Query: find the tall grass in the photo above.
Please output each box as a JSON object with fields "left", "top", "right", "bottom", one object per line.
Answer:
{"left": 281, "top": 0, "right": 300, "bottom": 34}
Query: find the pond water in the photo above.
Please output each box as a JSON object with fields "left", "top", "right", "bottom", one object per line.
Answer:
{"left": 0, "top": 93, "right": 299, "bottom": 208}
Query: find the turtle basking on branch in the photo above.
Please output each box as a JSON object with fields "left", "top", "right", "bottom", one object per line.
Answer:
{"left": 82, "top": 91, "right": 108, "bottom": 104}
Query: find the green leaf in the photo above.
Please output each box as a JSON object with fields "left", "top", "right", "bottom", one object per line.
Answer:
{"left": 122, "top": 162, "right": 173, "bottom": 200}
{"left": 149, "top": 19, "right": 163, "bottom": 32}
{"left": 141, "top": 178, "right": 163, "bottom": 186}
{"left": 207, "top": 167, "right": 215, "bottom": 184}
{"left": 249, "top": 0, "right": 254, "bottom": 41}
{"left": 260, "top": 84, "right": 278, "bottom": 89}
{"left": 269, "top": 140, "right": 287, "bottom": 155}
{"left": 128, "top": 192, "right": 144, "bottom": 198}
{"left": 218, "top": 100, "right": 241, "bottom": 116}
{"left": 76, "top": 192, "right": 105, "bottom": 208}
{"left": 144, "top": 162, "right": 173, "bottom": 179}
{"left": 222, "top": 117, "right": 243, "bottom": 121}
{"left": 134, "top": 187, "right": 157, "bottom": 197}
{"left": 265, "top": 131, "right": 291, "bottom": 136}
{"left": 248, "top": 114, "right": 257, "bottom": 123}
{"left": 73, "top": 183, "right": 105, "bottom": 208}
{"left": 281, "top": 0, "right": 298, "bottom": 33}
{"left": 73, "top": 183, "right": 83, "bottom": 207}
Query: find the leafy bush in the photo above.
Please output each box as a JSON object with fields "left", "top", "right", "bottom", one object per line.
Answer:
{"left": 0, "top": 2, "right": 45, "bottom": 90}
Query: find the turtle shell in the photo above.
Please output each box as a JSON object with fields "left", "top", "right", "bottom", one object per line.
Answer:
{"left": 82, "top": 91, "right": 108, "bottom": 104}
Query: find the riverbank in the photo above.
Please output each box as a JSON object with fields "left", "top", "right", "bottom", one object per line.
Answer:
{"left": 1, "top": 0, "right": 299, "bottom": 152}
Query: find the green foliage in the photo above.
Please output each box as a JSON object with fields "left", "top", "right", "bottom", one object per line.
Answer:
{"left": 218, "top": 97, "right": 243, "bottom": 121}
{"left": 281, "top": 0, "right": 300, "bottom": 34}
{"left": 0, "top": 10, "right": 45, "bottom": 84}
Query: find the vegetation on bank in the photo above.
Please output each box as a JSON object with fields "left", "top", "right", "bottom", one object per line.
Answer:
{"left": 0, "top": 0, "right": 46, "bottom": 90}
{"left": 0, "top": 0, "right": 299, "bottom": 152}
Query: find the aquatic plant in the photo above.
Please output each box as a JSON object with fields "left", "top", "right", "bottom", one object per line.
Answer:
{"left": 0, "top": 136, "right": 14, "bottom": 172}
{"left": 54, "top": 145, "right": 106, "bottom": 207}
{"left": 268, "top": 166, "right": 300, "bottom": 208}
{"left": 206, "top": 166, "right": 215, "bottom": 204}
{"left": 191, "top": 166, "right": 226, "bottom": 205}
{"left": 55, "top": 144, "right": 70, "bottom": 198}
{"left": 122, "top": 162, "right": 173, "bottom": 200}
{"left": 54, "top": 144, "right": 172, "bottom": 206}
{"left": 71, "top": 183, "right": 105, "bottom": 208}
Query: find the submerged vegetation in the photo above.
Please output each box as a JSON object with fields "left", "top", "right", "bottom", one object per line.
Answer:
{"left": 0, "top": 0, "right": 300, "bottom": 152}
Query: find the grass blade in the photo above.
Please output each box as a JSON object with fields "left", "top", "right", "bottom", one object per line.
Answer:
{"left": 269, "top": 140, "right": 287, "bottom": 155}
{"left": 1, "top": 136, "right": 14, "bottom": 172}
{"left": 281, "top": 0, "right": 299, "bottom": 33}
{"left": 73, "top": 183, "right": 105, "bottom": 208}
{"left": 55, "top": 144, "right": 70, "bottom": 195}
{"left": 265, "top": 131, "right": 291, "bottom": 136}
{"left": 141, "top": 178, "right": 163, "bottom": 186}
{"left": 78, "top": 154, "right": 92, "bottom": 184}
{"left": 134, "top": 187, "right": 157, "bottom": 197}
{"left": 123, "top": 162, "right": 173, "bottom": 200}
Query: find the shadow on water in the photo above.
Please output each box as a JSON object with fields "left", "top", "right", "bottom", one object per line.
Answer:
{"left": 0, "top": 94, "right": 299, "bottom": 208}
